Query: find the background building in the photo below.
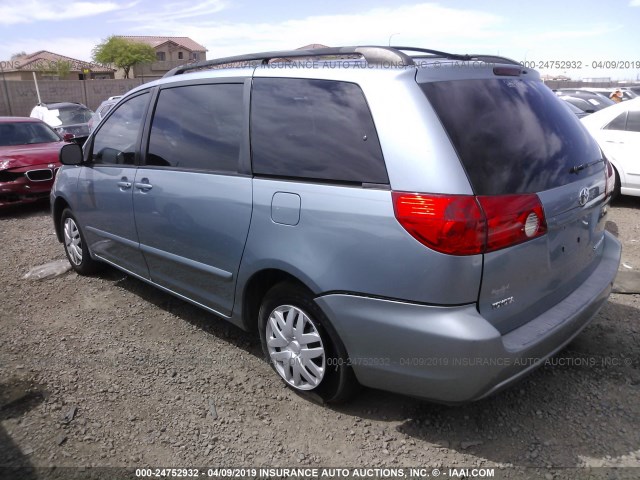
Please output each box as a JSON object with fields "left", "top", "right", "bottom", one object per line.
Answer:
{"left": 1, "top": 51, "right": 115, "bottom": 80}
{"left": 116, "top": 36, "right": 208, "bottom": 79}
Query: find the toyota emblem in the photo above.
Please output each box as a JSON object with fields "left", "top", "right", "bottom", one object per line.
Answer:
{"left": 578, "top": 187, "right": 589, "bottom": 206}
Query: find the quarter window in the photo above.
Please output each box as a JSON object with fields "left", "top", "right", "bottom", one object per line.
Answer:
{"left": 147, "top": 84, "right": 243, "bottom": 173}
{"left": 625, "top": 111, "right": 640, "bottom": 132}
{"left": 251, "top": 78, "right": 388, "bottom": 184}
{"left": 91, "top": 93, "right": 149, "bottom": 165}
{"left": 604, "top": 112, "right": 627, "bottom": 131}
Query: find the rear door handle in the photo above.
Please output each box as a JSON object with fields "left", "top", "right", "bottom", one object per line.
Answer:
{"left": 134, "top": 180, "right": 153, "bottom": 191}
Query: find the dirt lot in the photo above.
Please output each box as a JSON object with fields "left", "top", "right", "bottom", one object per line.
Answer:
{"left": 1, "top": 198, "right": 639, "bottom": 479}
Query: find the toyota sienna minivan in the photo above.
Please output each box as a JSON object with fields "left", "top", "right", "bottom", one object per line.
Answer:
{"left": 52, "top": 46, "right": 621, "bottom": 403}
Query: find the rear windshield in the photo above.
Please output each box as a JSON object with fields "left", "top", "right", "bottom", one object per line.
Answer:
{"left": 57, "top": 106, "right": 93, "bottom": 125}
{"left": 421, "top": 79, "right": 602, "bottom": 195}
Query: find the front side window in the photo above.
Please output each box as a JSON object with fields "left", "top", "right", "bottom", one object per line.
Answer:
{"left": 147, "top": 84, "right": 243, "bottom": 173}
{"left": 251, "top": 78, "right": 388, "bottom": 184}
{"left": 91, "top": 93, "right": 149, "bottom": 165}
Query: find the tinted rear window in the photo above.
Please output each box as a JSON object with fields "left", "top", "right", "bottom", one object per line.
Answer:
{"left": 421, "top": 79, "right": 602, "bottom": 195}
{"left": 251, "top": 78, "right": 388, "bottom": 184}
{"left": 57, "top": 106, "right": 93, "bottom": 125}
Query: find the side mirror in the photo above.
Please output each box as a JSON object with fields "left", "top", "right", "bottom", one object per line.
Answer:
{"left": 63, "top": 133, "right": 75, "bottom": 142}
{"left": 59, "top": 143, "right": 84, "bottom": 166}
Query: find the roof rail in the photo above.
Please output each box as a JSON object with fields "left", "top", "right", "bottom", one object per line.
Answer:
{"left": 163, "top": 46, "right": 523, "bottom": 77}
{"left": 392, "top": 47, "right": 521, "bottom": 66}
{"left": 391, "top": 46, "right": 473, "bottom": 61}
{"left": 163, "top": 46, "right": 415, "bottom": 77}
{"left": 466, "top": 54, "right": 522, "bottom": 66}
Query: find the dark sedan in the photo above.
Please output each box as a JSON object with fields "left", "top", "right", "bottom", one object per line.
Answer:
{"left": 556, "top": 92, "right": 614, "bottom": 114}
{"left": 0, "top": 117, "right": 68, "bottom": 208}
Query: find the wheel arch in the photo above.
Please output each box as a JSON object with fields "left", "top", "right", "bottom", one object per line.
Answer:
{"left": 240, "top": 268, "right": 317, "bottom": 334}
{"left": 52, "top": 196, "right": 71, "bottom": 242}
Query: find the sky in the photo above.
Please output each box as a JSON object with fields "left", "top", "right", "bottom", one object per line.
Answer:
{"left": 1, "top": 0, "right": 640, "bottom": 80}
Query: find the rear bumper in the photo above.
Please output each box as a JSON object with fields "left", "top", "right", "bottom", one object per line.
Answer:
{"left": 315, "top": 231, "right": 621, "bottom": 403}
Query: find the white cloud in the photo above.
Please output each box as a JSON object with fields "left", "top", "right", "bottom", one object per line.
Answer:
{"left": 0, "top": 0, "right": 126, "bottom": 25}
{"left": 119, "top": 3, "right": 504, "bottom": 57}
{"left": 629, "top": 0, "right": 640, "bottom": 6}
{"left": 117, "top": 0, "right": 227, "bottom": 24}
{"left": 529, "top": 24, "right": 622, "bottom": 41}
{"left": 0, "top": 37, "right": 99, "bottom": 62}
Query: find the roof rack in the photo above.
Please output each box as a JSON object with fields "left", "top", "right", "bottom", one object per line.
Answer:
{"left": 163, "top": 46, "right": 522, "bottom": 77}
{"left": 390, "top": 46, "right": 472, "bottom": 61}
{"left": 391, "top": 46, "right": 521, "bottom": 66}
{"left": 164, "top": 46, "right": 415, "bottom": 77}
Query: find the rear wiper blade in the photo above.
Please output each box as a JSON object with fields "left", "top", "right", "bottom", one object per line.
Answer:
{"left": 569, "top": 158, "right": 603, "bottom": 174}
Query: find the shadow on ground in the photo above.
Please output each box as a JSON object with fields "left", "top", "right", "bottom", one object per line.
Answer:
{"left": 103, "top": 264, "right": 640, "bottom": 469}
{"left": 0, "top": 378, "right": 47, "bottom": 479}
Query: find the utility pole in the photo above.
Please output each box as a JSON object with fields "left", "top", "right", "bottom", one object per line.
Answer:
{"left": 0, "top": 61, "right": 13, "bottom": 116}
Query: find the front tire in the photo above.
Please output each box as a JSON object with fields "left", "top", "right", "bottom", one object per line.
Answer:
{"left": 258, "top": 282, "right": 359, "bottom": 404}
{"left": 61, "top": 209, "right": 100, "bottom": 275}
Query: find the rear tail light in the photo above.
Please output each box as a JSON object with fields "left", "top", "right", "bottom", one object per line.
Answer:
{"left": 392, "top": 192, "right": 547, "bottom": 255}
{"left": 604, "top": 158, "right": 615, "bottom": 197}
{"left": 477, "top": 195, "right": 547, "bottom": 252}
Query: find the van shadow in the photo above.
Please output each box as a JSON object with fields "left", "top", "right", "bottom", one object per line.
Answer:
{"left": 104, "top": 267, "right": 263, "bottom": 359}
{"left": 611, "top": 195, "right": 640, "bottom": 209}
{"left": 104, "top": 267, "right": 639, "bottom": 468}
{"left": 0, "top": 378, "right": 47, "bottom": 479}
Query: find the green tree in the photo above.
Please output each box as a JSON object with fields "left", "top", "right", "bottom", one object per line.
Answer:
{"left": 92, "top": 36, "right": 156, "bottom": 79}
{"left": 36, "top": 60, "right": 72, "bottom": 79}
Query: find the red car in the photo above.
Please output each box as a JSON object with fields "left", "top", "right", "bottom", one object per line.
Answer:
{"left": 0, "top": 117, "right": 69, "bottom": 208}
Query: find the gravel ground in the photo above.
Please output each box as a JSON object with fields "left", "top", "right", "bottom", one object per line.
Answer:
{"left": 1, "top": 198, "right": 639, "bottom": 480}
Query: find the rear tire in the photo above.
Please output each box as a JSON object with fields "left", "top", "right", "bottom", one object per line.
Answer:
{"left": 61, "top": 208, "right": 100, "bottom": 275}
{"left": 612, "top": 166, "right": 621, "bottom": 200}
{"left": 258, "top": 282, "right": 359, "bottom": 404}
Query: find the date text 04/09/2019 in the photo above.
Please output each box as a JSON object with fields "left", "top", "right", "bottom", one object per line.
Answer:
{"left": 519, "top": 60, "right": 640, "bottom": 69}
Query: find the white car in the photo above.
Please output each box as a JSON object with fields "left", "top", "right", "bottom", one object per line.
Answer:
{"left": 581, "top": 98, "right": 640, "bottom": 197}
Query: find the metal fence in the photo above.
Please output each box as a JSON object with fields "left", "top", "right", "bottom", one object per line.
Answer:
{"left": 0, "top": 78, "right": 148, "bottom": 116}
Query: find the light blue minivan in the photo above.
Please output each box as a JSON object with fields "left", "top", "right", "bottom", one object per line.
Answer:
{"left": 52, "top": 46, "right": 621, "bottom": 404}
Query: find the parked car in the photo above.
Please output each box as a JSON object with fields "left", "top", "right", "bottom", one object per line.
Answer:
{"left": 557, "top": 88, "right": 637, "bottom": 102}
{"left": 30, "top": 102, "right": 93, "bottom": 138}
{"left": 88, "top": 96, "right": 122, "bottom": 132}
{"left": 0, "top": 117, "right": 67, "bottom": 208}
{"left": 581, "top": 97, "right": 640, "bottom": 197}
{"left": 556, "top": 92, "right": 615, "bottom": 113}
{"left": 560, "top": 98, "right": 590, "bottom": 118}
{"left": 51, "top": 46, "right": 621, "bottom": 404}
